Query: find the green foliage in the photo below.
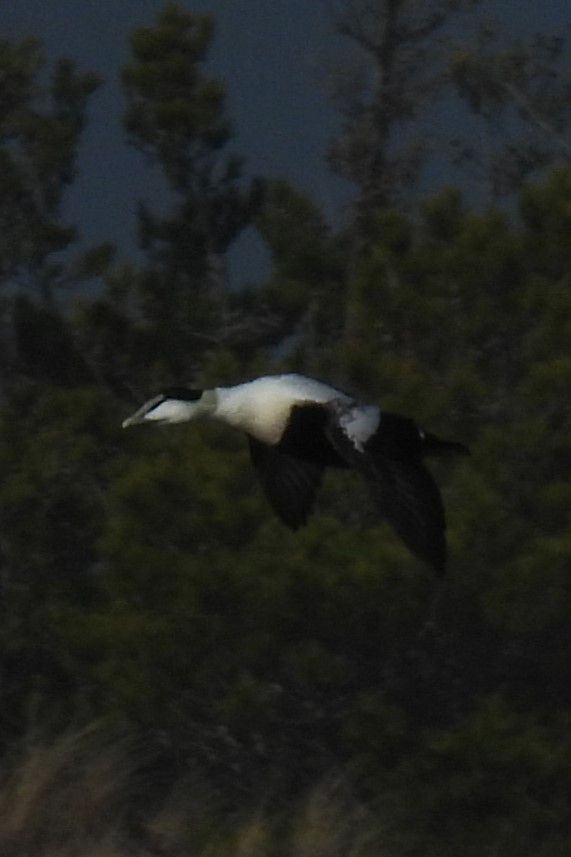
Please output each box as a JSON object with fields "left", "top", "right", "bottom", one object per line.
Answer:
{"left": 449, "top": 30, "right": 571, "bottom": 200}
{"left": 0, "top": 38, "right": 99, "bottom": 291}
{"left": 0, "top": 385, "right": 120, "bottom": 729}
{"left": 123, "top": 5, "right": 228, "bottom": 189}
{"left": 331, "top": 2, "right": 571, "bottom": 217}
{"left": 255, "top": 180, "right": 346, "bottom": 364}
{"left": 83, "top": 3, "right": 267, "bottom": 388}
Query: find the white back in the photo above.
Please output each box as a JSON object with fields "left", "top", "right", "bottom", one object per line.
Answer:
{"left": 329, "top": 401, "right": 381, "bottom": 452}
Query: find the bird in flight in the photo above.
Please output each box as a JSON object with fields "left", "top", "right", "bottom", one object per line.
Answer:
{"left": 123, "top": 373, "right": 469, "bottom": 572}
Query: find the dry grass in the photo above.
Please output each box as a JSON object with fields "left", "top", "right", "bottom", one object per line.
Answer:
{"left": 0, "top": 726, "right": 135, "bottom": 857}
{"left": 0, "top": 726, "right": 383, "bottom": 857}
{"left": 289, "top": 781, "right": 377, "bottom": 857}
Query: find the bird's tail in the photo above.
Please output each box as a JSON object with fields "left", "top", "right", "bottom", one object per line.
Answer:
{"left": 422, "top": 432, "right": 470, "bottom": 458}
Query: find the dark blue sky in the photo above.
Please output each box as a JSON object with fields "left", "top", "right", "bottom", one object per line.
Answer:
{"left": 2, "top": 1, "right": 568, "bottom": 281}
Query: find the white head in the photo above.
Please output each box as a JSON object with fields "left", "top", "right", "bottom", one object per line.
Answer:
{"left": 122, "top": 387, "right": 217, "bottom": 428}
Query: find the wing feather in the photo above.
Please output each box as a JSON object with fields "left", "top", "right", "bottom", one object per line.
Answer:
{"left": 248, "top": 436, "right": 324, "bottom": 529}
{"left": 325, "top": 402, "right": 447, "bottom": 572}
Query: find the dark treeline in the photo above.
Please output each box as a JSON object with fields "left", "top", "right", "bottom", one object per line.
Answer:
{"left": 0, "top": 2, "right": 570, "bottom": 854}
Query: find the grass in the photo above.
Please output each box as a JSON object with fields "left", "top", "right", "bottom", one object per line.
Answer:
{"left": 0, "top": 726, "right": 382, "bottom": 857}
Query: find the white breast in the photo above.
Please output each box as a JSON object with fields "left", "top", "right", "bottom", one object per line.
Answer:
{"left": 213, "top": 374, "right": 351, "bottom": 445}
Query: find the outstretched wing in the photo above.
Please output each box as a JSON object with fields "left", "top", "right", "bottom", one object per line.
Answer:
{"left": 325, "top": 401, "right": 447, "bottom": 573}
{"left": 248, "top": 436, "right": 324, "bottom": 530}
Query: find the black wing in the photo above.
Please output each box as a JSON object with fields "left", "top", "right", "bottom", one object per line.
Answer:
{"left": 248, "top": 436, "right": 324, "bottom": 530}
{"left": 325, "top": 405, "right": 447, "bottom": 573}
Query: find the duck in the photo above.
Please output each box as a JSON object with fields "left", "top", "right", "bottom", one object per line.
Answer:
{"left": 122, "top": 373, "right": 469, "bottom": 573}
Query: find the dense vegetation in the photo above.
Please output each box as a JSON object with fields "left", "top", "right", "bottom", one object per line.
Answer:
{"left": 0, "top": 3, "right": 570, "bottom": 854}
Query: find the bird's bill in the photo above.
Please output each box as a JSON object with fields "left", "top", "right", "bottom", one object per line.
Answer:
{"left": 122, "top": 408, "right": 149, "bottom": 428}
{"left": 122, "top": 394, "right": 166, "bottom": 428}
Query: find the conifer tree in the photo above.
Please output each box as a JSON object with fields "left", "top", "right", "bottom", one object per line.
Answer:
{"left": 116, "top": 4, "right": 263, "bottom": 386}
{"left": 450, "top": 27, "right": 571, "bottom": 202}
{"left": 0, "top": 37, "right": 99, "bottom": 389}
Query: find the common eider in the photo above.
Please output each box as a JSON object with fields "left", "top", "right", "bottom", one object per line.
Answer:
{"left": 122, "top": 374, "right": 468, "bottom": 572}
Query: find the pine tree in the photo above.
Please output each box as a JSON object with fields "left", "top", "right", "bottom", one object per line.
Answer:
{"left": 329, "top": 0, "right": 471, "bottom": 233}
{"left": 0, "top": 37, "right": 100, "bottom": 389}
{"left": 450, "top": 26, "right": 571, "bottom": 202}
